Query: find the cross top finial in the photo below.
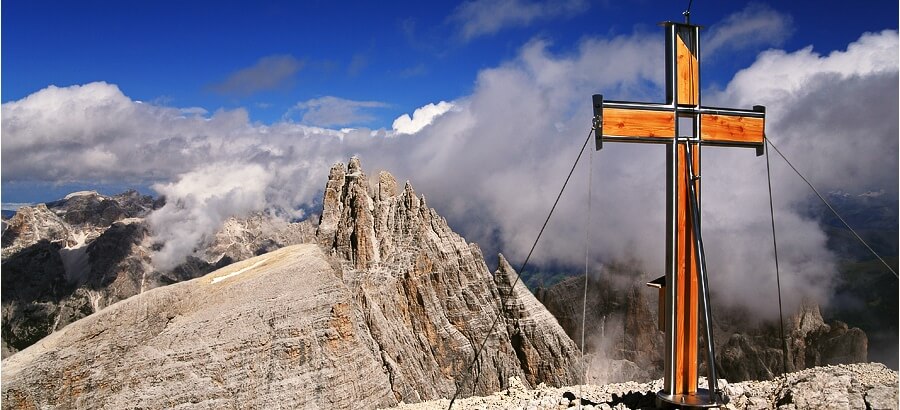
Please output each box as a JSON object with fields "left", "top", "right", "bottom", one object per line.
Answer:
{"left": 683, "top": 0, "right": 694, "bottom": 24}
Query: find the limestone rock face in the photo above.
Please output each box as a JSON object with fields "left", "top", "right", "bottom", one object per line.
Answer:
{"left": 1, "top": 205, "right": 72, "bottom": 258}
{"left": 316, "top": 158, "right": 582, "bottom": 401}
{"left": 495, "top": 255, "right": 584, "bottom": 388}
{"left": 2, "top": 245, "right": 397, "bottom": 410}
{"left": 788, "top": 301, "right": 868, "bottom": 372}
{"left": 201, "top": 213, "right": 317, "bottom": 266}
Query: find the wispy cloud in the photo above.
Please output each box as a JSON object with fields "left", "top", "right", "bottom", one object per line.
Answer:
{"left": 399, "top": 63, "right": 428, "bottom": 78}
{"left": 449, "top": 0, "right": 588, "bottom": 41}
{"left": 209, "top": 54, "right": 303, "bottom": 96}
{"left": 347, "top": 53, "right": 369, "bottom": 77}
{"left": 286, "top": 96, "right": 388, "bottom": 127}
{"left": 704, "top": 3, "right": 794, "bottom": 58}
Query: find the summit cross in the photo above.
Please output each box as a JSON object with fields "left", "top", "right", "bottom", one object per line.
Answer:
{"left": 591, "top": 21, "right": 766, "bottom": 407}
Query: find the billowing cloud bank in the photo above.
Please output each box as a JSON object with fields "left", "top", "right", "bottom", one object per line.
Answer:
{"left": 2, "top": 25, "right": 896, "bottom": 316}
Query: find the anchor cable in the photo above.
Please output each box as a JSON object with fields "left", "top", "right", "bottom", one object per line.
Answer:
{"left": 448, "top": 128, "right": 594, "bottom": 408}
{"left": 764, "top": 137, "right": 789, "bottom": 375}
{"left": 765, "top": 138, "right": 898, "bottom": 278}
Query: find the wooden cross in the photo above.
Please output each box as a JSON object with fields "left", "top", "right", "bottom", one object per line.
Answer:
{"left": 592, "top": 21, "right": 766, "bottom": 406}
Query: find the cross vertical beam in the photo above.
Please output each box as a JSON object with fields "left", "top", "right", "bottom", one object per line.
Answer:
{"left": 669, "top": 21, "right": 702, "bottom": 400}
{"left": 591, "top": 20, "right": 767, "bottom": 407}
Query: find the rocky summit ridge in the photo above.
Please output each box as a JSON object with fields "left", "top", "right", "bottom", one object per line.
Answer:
{"left": 391, "top": 362, "right": 898, "bottom": 410}
{"left": 1, "top": 158, "right": 581, "bottom": 409}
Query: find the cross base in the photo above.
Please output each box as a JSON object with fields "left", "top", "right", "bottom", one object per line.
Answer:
{"left": 657, "top": 389, "right": 724, "bottom": 408}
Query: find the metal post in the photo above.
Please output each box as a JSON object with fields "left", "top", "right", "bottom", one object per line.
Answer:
{"left": 685, "top": 142, "right": 720, "bottom": 404}
{"left": 663, "top": 21, "right": 680, "bottom": 396}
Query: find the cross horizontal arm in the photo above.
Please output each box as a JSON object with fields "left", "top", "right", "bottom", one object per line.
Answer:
{"left": 592, "top": 95, "right": 766, "bottom": 151}
{"left": 698, "top": 105, "right": 765, "bottom": 148}
{"left": 602, "top": 101, "right": 676, "bottom": 141}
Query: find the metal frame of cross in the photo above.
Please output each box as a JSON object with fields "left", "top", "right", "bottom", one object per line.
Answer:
{"left": 591, "top": 21, "right": 766, "bottom": 407}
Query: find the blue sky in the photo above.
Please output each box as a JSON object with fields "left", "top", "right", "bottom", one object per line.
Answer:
{"left": 1, "top": 0, "right": 898, "bottom": 314}
{"left": 3, "top": 1, "right": 896, "bottom": 130}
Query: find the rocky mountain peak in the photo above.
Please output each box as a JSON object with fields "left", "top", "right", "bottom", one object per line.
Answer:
{"left": 317, "top": 158, "right": 432, "bottom": 271}
{"left": 314, "top": 158, "right": 582, "bottom": 398}
{"left": 45, "top": 188, "right": 158, "bottom": 228}
{"left": 791, "top": 298, "right": 826, "bottom": 337}
{"left": 1, "top": 204, "right": 71, "bottom": 257}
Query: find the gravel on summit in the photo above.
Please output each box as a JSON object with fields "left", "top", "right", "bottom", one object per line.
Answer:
{"left": 388, "top": 362, "right": 898, "bottom": 410}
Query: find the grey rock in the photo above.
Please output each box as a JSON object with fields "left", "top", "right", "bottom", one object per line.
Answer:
{"left": 1, "top": 204, "right": 72, "bottom": 258}
{"left": 2, "top": 245, "right": 397, "bottom": 409}
{"left": 316, "top": 159, "right": 582, "bottom": 400}
{"left": 200, "top": 212, "right": 317, "bottom": 265}
{"left": 390, "top": 363, "right": 897, "bottom": 410}
{"left": 865, "top": 385, "right": 898, "bottom": 410}
{"left": 45, "top": 189, "right": 157, "bottom": 228}
{"left": 495, "top": 254, "right": 583, "bottom": 388}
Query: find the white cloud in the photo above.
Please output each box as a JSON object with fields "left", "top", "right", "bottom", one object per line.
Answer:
{"left": 392, "top": 101, "right": 454, "bottom": 134}
{"left": 148, "top": 163, "right": 273, "bottom": 270}
{"left": 703, "top": 3, "right": 794, "bottom": 58}
{"left": 286, "top": 96, "right": 388, "bottom": 127}
{"left": 2, "top": 27, "right": 896, "bottom": 320}
{"left": 450, "top": 0, "right": 588, "bottom": 41}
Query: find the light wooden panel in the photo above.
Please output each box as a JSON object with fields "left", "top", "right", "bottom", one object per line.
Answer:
{"left": 701, "top": 115, "right": 764, "bottom": 144}
{"left": 676, "top": 31, "right": 699, "bottom": 106}
{"left": 673, "top": 143, "right": 699, "bottom": 394}
{"left": 602, "top": 108, "right": 675, "bottom": 138}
